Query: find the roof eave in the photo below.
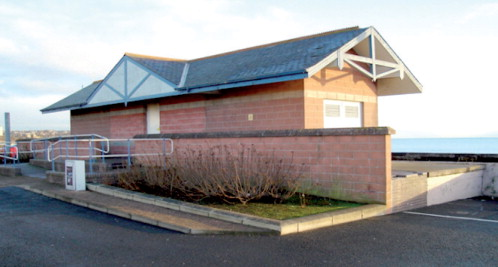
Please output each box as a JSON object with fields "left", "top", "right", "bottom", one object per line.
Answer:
{"left": 180, "top": 71, "right": 308, "bottom": 94}
{"left": 41, "top": 103, "right": 86, "bottom": 114}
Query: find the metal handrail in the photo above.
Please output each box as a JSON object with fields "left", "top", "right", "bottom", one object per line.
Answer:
{"left": 47, "top": 138, "right": 110, "bottom": 161}
{"left": 47, "top": 138, "right": 173, "bottom": 162}
{"left": 29, "top": 134, "right": 109, "bottom": 153}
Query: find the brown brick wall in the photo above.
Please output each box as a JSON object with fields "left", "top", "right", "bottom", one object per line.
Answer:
{"left": 304, "top": 64, "right": 378, "bottom": 128}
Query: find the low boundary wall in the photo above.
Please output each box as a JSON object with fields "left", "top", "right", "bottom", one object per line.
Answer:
{"left": 391, "top": 157, "right": 497, "bottom": 213}
{"left": 137, "top": 127, "right": 395, "bottom": 206}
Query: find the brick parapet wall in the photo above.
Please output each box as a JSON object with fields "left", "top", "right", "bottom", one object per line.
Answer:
{"left": 137, "top": 127, "right": 394, "bottom": 205}
{"left": 391, "top": 175, "right": 428, "bottom": 213}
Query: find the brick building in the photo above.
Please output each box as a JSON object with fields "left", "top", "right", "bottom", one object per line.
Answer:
{"left": 42, "top": 26, "right": 422, "bottom": 207}
{"left": 42, "top": 26, "right": 421, "bottom": 137}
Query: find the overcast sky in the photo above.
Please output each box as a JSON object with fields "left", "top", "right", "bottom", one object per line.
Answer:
{"left": 1, "top": 0, "right": 497, "bottom": 138}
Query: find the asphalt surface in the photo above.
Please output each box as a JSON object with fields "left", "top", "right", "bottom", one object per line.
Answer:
{"left": 0, "top": 186, "right": 497, "bottom": 267}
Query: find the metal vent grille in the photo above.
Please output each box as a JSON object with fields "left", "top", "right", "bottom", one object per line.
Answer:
{"left": 345, "top": 105, "right": 359, "bottom": 118}
{"left": 325, "top": 104, "right": 340, "bottom": 117}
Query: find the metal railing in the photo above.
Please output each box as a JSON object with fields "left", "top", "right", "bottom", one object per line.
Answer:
{"left": 0, "top": 142, "right": 19, "bottom": 163}
{"left": 30, "top": 134, "right": 109, "bottom": 159}
{"left": 2, "top": 135, "right": 174, "bottom": 175}
{"left": 46, "top": 137, "right": 174, "bottom": 174}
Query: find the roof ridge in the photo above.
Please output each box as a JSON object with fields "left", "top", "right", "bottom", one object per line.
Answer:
{"left": 125, "top": 52, "right": 187, "bottom": 62}
{"left": 190, "top": 26, "right": 361, "bottom": 62}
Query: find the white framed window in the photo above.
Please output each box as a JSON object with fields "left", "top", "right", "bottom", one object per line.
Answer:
{"left": 323, "top": 100, "right": 362, "bottom": 128}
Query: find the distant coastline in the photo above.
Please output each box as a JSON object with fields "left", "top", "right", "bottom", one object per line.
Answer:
{"left": 0, "top": 130, "right": 70, "bottom": 142}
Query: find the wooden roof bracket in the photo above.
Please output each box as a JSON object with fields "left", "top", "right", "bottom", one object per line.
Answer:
{"left": 337, "top": 32, "right": 404, "bottom": 82}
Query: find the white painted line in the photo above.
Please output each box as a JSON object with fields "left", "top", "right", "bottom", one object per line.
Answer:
{"left": 404, "top": 211, "right": 498, "bottom": 224}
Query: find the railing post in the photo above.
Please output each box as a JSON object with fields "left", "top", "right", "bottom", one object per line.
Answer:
{"left": 162, "top": 138, "right": 167, "bottom": 168}
{"left": 58, "top": 137, "right": 62, "bottom": 159}
{"left": 44, "top": 140, "right": 48, "bottom": 160}
{"left": 50, "top": 145, "right": 55, "bottom": 171}
{"left": 127, "top": 139, "right": 132, "bottom": 169}
{"left": 101, "top": 141, "right": 105, "bottom": 163}
{"left": 74, "top": 136, "right": 78, "bottom": 158}
{"left": 162, "top": 139, "right": 166, "bottom": 156}
{"left": 89, "top": 136, "right": 94, "bottom": 175}
{"left": 31, "top": 141, "right": 35, "bottom": 159}
{"left": 13, "top": 144, "right": 17, "bottom": 166}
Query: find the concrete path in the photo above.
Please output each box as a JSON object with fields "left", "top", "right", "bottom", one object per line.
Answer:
{"left": 0, "top": 175, "right": 271, "bottom": 235}
{"left": 18, "top": 163, "right": 47, "bottom": 178}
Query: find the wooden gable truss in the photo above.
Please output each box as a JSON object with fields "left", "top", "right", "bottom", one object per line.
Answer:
{"left": 86, "top": 56, "right": 177, "bottom": 108}
{"left": 307, "top": 27, "right": 422, "bottom": 96}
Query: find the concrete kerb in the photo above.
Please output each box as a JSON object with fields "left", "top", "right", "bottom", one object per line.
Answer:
{"left": 0, "top": 165, "right": 22, "bottom": 177}
{"left": 18, "top": 183, "right": 213, "bottom": 235}
{"left": 87, "top": 183, "right": 387, "bottom": 235}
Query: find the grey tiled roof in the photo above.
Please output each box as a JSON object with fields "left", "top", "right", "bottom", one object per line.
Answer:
{"left": 41, "top": 81, "right": 101, "bottom": 113}
{"left": 128, "top": 56, "right": 186, "bottom": 86}
{"left": 42, "top": 27, "right": 368, "bottom": 113}
{"left": 183, "top": 27, "right": 367, "bottom": 89}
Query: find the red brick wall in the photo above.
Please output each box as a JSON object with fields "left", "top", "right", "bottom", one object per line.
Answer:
{"left": 152, "top": 128, "right": 394, "bottom": 205}
{"left": 71, "top": 106, "right": 146, "bottom": 139}
{"left": 110, "top": 112, "right": 146, "bottom": 139}
{"left": 71, "top": 109, "right": 112, "bottom": 137}
{"left": 158, "top": 80, "right": 305, "bottom": 133}
{"left": 70, "top": 66, "right": 379, "bottom": 136}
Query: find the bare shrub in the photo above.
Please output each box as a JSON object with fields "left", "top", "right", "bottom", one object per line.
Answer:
{"left": 117, "top": 144, "right": 303, "bottom": 205}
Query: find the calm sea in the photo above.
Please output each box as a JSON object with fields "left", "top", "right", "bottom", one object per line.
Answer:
{"left": 391, "top": 137, "right": 498, "bottom": 154}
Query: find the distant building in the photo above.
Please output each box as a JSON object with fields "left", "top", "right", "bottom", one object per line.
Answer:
{"left": 0, "top": 126, "right": 3, "bottom": 137}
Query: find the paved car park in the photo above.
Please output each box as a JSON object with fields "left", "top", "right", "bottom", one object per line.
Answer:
{"left": 0, "top": 184, "right": 496, "bottom": 266}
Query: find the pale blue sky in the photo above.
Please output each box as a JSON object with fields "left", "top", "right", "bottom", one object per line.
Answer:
{"left": 1, "top": 0, "right": 497, "bottom": 137}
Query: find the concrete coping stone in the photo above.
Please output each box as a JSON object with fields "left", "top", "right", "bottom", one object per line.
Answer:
{"left": 135, "top": 127, "right": 396, "bottom": 140}
{"left": 426, "top": 165, "right": 485, "bottom": 178}
{"left": 392, "top": 161, "right": 486, "bottom": 178}
{"left": 87, "top": 183, "right": 386, "bottom": 234}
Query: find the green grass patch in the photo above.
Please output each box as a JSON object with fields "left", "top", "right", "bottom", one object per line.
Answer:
{"left": 205, "top": 195, "right": 363, "bottom": 220}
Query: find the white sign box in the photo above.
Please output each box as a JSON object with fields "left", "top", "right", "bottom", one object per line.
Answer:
{"left": 65, "top": 160, "right": 86, "bottom": 191}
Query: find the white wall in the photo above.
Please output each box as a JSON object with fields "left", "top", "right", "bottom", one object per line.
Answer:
{"left": 482, "top": 163, "right": 498, "bottom": 198}
{"left": 427, "top": 170, "right": 484, "bottom": 206}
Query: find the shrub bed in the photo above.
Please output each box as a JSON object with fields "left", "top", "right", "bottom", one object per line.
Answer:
{"left": 115, "top": 145, "right": 302, "bottom": 205}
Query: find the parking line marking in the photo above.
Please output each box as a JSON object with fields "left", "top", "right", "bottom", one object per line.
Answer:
{"left": 404, "top": 211, "right": 498, "bottom": 223}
